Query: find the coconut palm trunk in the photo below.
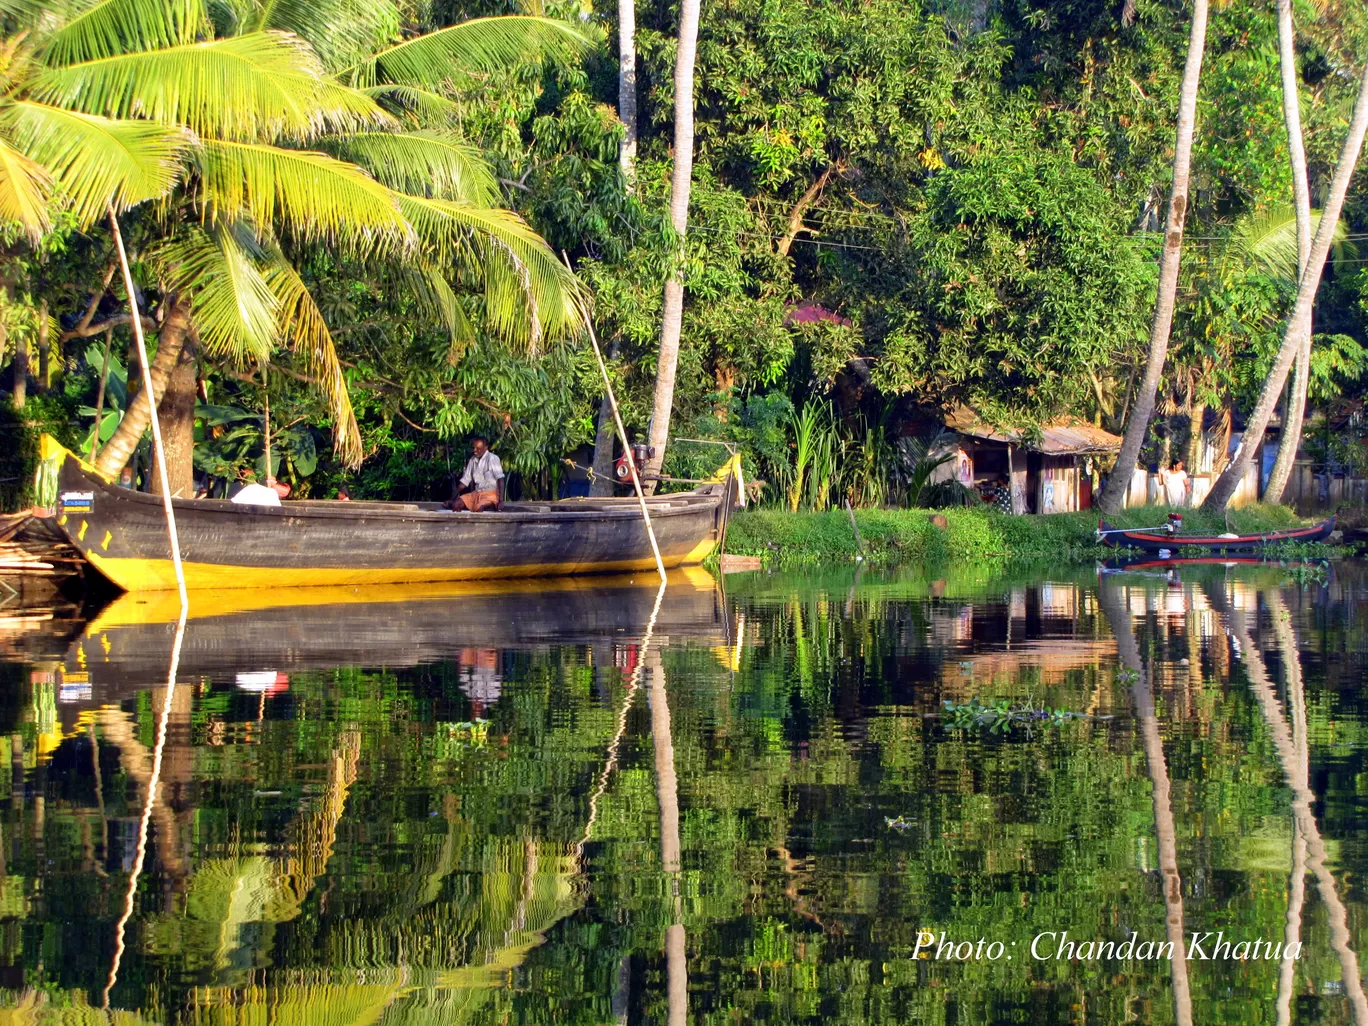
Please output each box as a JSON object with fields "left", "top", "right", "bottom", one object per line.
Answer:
{"left": 1203, "top": 59, "right": 1368, "bottom": 512}
{"left": 10, "top": 337, "right": 26, "bottom": 410}
{"left": 590, "top": 342, "right": 619, "bottom": 496}
{"left": 1263, "top": 0, "right": 1315, "bottom": 505}
{"left": 642, "top": 0, "right": 703, "bottom": 492}
{"left": 149, "top": 334, "right": 197, "bottom": 498}
{"left": 1097, "top": 0, "right": 1210, "bottom": 515}
{"left": 95, "top": 294, "right": 192, "bottom": 479}
{"left": 587, "top": 0, "right": 637, "bottom": 493}
{"left": 617, "top": 0, "right": 638, "bottom": 186}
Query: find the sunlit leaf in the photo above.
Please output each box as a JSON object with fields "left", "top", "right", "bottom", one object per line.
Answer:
{"left": 32, "top": 32, "right": 390, "bottom": 142}
{"left": 4, "top": 101, "right": 187, "bottom": 224}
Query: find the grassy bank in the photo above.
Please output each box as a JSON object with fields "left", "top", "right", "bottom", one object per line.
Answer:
{"left": 723, "top": 503, "right": 1330, "bottom": 568}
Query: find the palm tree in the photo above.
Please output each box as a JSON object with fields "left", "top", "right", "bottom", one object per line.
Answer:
{"left": 1097, "top": 0, "right": 1209, "bottom": 514}
{"left": 1203, "top": 58, "right": 1368, "bottom": 511}
{"left": 642, "top": 0, "right": 702, "bottom": 492}
{"left": 6, "top": 0, "right": 591, "bottom": 492}
{"left": 0, "top": 6, "right": 189, "bottom": 244}
{"left": 1263, "top": 0, "right": 1314, "bottom": 504}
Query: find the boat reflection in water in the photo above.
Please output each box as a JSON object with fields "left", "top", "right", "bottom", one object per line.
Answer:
{"left": 37, "top": 568, "right": 722, "bottom": 1025}
{"left": 59, "top": 566, "right": 728, "bottom": 712}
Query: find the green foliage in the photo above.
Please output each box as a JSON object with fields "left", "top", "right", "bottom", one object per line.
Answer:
{"left": 941, "top": 697, "right": 1086, "bottom": 735}
{"left": 724, "top": 502, "right": 1323, "bottom": 569}
{"left": 0, "top": 390, "right": 81, "bottom": 510}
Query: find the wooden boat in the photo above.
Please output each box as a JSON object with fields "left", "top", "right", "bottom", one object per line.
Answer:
{"left": 41, "top": 436, "right": 739, "bottom": 592}
{"left": 1096, "top": 515, "right": 1335, "bottom": 554}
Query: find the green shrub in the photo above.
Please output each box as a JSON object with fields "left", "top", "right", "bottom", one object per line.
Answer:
{"left": 723, "top": 503, "right": 1327, "bottom": 569}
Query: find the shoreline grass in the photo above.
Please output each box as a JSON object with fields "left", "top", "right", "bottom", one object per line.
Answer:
{"left": 722, "top": 503, "right": 1341, "bottom": 569}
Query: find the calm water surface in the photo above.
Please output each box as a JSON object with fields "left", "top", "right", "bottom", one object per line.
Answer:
{"left": 1, "top": 560, "right": 1367, "bottom": 1024}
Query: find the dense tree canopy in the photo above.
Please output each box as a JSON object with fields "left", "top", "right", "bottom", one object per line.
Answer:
{"left": 3, "top": 0, "right": 1368, "bottom": 504}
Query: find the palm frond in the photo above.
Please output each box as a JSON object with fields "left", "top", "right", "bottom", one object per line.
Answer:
{"left": 41, "top": 0, "right": 204, "bottom": 65}
{"left": 345, "top": 15, "right": 595, "bottom": 89}
{"left": 0, "top": 136, "right": 52, "bottom": 241}
{"left": 32, "top": 32, "right": 390, "bottom": 143}
{"left": 0, "top": 0, "right": 50, "bottom": 22}
{"left": 261, "top": 257, "right": 362, "bottom": 466}
{"left": 3, "top": 101, "right": 186, "bottom": 224}
{"left": 197, "top": 140, "right": 413, "bottom": 254}
{"left": 405, "top": 260, "right": 475, "bottom": 357}
{"left": 321, "top": 132, "right": 496, "bottom": 204}
{"left": 1226, "top": 205, "right": 1356, "bottom": 284}
{"left": 153, "top": 224, "right": 279, "bottom": 364}
{"left": 397, "top": 194, "right": 588, "bottom": 349}
{"left": 360, "top": 83, "right": 459, "bottom": 124}
{"left": 253, "top": 0, "right": 400, "bottom": 72}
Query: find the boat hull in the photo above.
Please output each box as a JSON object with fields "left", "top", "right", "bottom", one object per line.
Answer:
{"left": 50, "top": 444, "right": 735, "bottom": 592}
{"left": 1097, "top": 516, "right": 1335, "bottom": 554}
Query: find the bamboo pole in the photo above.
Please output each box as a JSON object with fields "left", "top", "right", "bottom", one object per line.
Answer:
{"left": 102, "top": 603, "right": 187, "bottom": 1009}
{"left": 106, "top": 208, "right": 187, "bottom": 608}
{"left": 564, "top": 254, "right": 665, "bottom": 581}
{"left": 577, "top": 579, "right": 667, "bottom": 858}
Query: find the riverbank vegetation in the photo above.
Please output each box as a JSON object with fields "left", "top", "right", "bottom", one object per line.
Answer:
{"left": 723, "top": 503, "right": 1323, "bottom": 568}
{"left": 0, "top": 0, "right": 1365, "bottom": 512}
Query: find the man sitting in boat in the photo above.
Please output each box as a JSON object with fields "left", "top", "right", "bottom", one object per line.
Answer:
{"left": 449, "top": 436, "right": 505, "bottom": 512}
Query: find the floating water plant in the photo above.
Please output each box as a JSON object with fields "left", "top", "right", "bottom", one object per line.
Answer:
{"left": 941, "top": 698, "right": 1086, "bottom": 736}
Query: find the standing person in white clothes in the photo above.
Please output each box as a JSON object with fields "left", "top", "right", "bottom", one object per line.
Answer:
{"left": 449, "top": 435, "right": 505, "bottom": 512}
{"left": 1162, "top": 459, "right": 1189, "bottom": 507}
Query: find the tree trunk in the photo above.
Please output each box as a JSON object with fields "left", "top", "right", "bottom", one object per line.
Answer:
{"left": 95, "top": 294, "right": 192, "bottom": 480}
{"left": 149, "top": 333, "right": 197, "bottom": 499}
{"left": 590, "top": 341, "right": 620, "bottom": 497}
{"left": 618, "top": 0, "right": 638, "bottom": 188}
{"left": 589, "top": 393, "right": 618, "bottom": 496}
{"left": 10, "top": 336, "right": 26, "bottom": 411}
{"left": 1263, "top": 0, "right": 1315, "bottom": 504}
{"left": 643, "top": 0, "right": 702, "bottom": 493}
{"left": 1097, "top": 0, "right": 1209, "bottom": 514}
{"left": 1204, "top": 60, "right": 1368, "bottom": 511}
{"left": 588, "top": 0, "right": 638, "bottom": 495}
{"left": 90, "top": 328, "right": 114, "bottom": 464}
{"left": 1185, "top": 401, "right": 1204, "bottom": 472}
{"left": 36, "top": 300, "right": 48, "bottom": 392}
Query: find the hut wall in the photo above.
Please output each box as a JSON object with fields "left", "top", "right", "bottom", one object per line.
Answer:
{"left": 1037, "top": 455, "right": 1078, "bottom": 514}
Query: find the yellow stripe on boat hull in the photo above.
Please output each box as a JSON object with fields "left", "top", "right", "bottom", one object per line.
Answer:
{"left": 85, "top": 547, "right": 717, "bottom": 594}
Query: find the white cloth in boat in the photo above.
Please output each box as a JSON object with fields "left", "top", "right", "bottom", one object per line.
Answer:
{"left": 459, "top": 451, "right": 505, "bottom": 492}
{"left": 231, "top": 483, "right": 282, "bottom": 507}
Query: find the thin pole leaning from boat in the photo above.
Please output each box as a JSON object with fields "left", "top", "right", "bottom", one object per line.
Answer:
{"left": 107, "top": 206, "right": 188, "bottom": 608}
{"left": 564, "top": 252, "right": 666, "bottom": 582}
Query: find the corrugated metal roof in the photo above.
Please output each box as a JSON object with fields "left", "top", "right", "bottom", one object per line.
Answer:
{"left": 944, "top": 408, "right": 1122, "bottom": 455}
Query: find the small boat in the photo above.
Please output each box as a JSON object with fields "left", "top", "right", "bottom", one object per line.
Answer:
{"left": 41, "top": 436, "right": 740, "bottom": 592}
{"left": 1096, "top": 515, "right": 1336, "bottom": 554}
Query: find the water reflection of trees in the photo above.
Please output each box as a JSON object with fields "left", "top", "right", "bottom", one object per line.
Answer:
{"left": 0, "top": 566, "right": 1366, "bottom": 1023}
